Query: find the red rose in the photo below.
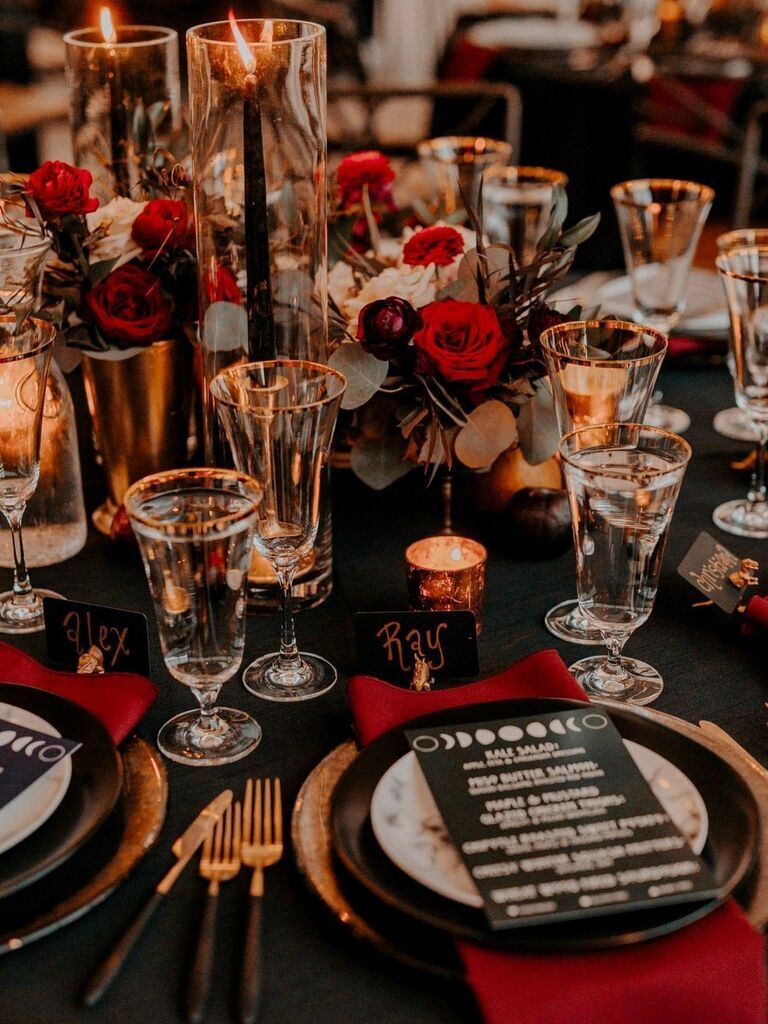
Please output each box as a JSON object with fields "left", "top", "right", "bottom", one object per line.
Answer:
{"left": 336, "top": 150, "right": 395, "bottom": 211}
{"left": 25, "top": 160, "right": 99, "bottom": 221}
{"left": 413, "top": 299, "right": 510, "bottom": 390}
{"left": 131, "top": 199, "right": 194, "bottom": 256}
{"left": 205, "top": 264, "right": 241, "bottom": 305}
{"left": 403, "top": 226, "right": 465, "bottom": 267}
{"left": 84, "top": 264, "right": 172, "bottom": 348}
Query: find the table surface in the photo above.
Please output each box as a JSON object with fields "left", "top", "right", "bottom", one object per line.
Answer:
{"left": 1, "top": 361, "right": 766, "bottom": 1024}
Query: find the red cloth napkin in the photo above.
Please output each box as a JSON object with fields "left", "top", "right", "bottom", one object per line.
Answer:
{"left": 667, "top": 333, "right": 726, "bottom": 362}
{"left": 742, "top": 595, "right": 768, "bottom": 635}
{"left": 0, "top": 641, "right": 157, "bottom": 744}
{"left": 347, "top": 650, "right": 767, "bottom": 1024}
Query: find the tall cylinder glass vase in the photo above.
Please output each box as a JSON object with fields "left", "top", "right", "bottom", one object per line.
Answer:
{"left": 64, "top": 24, "right": 181, "bottom": 202}
{"left": 187, "top": 18, "right": 331, "bottom": 609}
{"left": 0, "top": 232, "right": 87, "bottom": 568}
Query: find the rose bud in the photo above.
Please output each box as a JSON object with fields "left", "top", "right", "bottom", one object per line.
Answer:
{"left": 357, "top": 296, "right": 422, "bottom": 361}
{"left": 527, "top": 303, "right": 571, "bottom": 344}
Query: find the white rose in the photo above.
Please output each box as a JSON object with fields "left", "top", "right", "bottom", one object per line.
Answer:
{"left": 86, "top": 196, "right": 147, "bottom": 266}
{"left": 342, "top": 264, "right": 437, "bottom": 334}
{"left": 328, "top": 260, "right": 357, "bottom": 310}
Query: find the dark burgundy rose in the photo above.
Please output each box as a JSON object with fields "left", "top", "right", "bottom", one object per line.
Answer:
{"left": 83, "top": 264, "right": 172, "bottom": 348}
{"left": 527, "top": 303, "right": 571, "bottom": 344}
{"left": 357, "top": 296, "right": 422, "bottom": 361}
{"left": 25, "top": 160, "right": 99, "bottom": 221}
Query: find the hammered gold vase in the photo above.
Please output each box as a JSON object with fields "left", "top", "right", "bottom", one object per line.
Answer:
{"left": 82, "top": 339, "right": 193, "bottom": 511}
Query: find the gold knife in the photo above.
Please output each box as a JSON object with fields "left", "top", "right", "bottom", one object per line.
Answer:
{"left": 698, "top": 721, "right": 768, "bottom": 785}
{"left": 82, "top": 789, "right": 233, "bottom": 1007}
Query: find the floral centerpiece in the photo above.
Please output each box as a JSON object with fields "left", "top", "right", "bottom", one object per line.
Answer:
{"left": 327, "top": 151, "right": 599, "bottom": 491}
{"left": 0, "top": 160, "right": 196, "bottom": 354}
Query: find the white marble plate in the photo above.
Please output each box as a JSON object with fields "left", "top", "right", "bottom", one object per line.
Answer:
{"left": 0, "top": 702, "right": 72, "bottom": 857}
{"left": 370, "top": 740, "right": 709, "bottom": 909}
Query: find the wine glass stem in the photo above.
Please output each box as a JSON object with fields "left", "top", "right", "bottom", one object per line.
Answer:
{"left": 747, "top": 431, "right": 768, "bottom": 506}
{"left": 276, "top": 561, "right": 300, "bottom": 667}
{"left": 4, "top": 506, "right": 34, "bottom": 602}
{"left": 594, "top": 634, "right": 630, "bottom": 693}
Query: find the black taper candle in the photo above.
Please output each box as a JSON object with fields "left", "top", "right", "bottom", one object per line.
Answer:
{"left": 105, "top": 42, "right": 131, "bottom": 197}
{"left": 243, "top": 71, "right": 275, "bottom": 360}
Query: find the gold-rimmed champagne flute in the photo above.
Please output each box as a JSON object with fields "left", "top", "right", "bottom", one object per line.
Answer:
{"left": 0, "top": 316, "right": 62, "bottom": 633}
{"left": 211, "top": 360, "right": 346, "bottom": 702}
{"left": 541, "top": 319, "right": 667, "bottom": 645}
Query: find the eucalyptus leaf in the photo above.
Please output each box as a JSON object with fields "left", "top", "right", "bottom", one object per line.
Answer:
{"left": 87, "top": 257, "right": 119, "bottom": 286}
{"left": 202, "top": 301, "right": 248, "bottom": 354}
{"left": 350, "top": 436, "right": 412, "bottom": 490}
{"left": 516, "top": 381, "right": 560, "bottom": 465}
{"left": 328, "top": 343, "right": 388, "bottom": 410}
{"left": 538, "top": 185, "right": 569, "bottom": 252}
{"left": 454, "top": 399, "right": 518, "bottom": 469}
{"left": 559, "top": 212, "right": 601, "bottom": 249}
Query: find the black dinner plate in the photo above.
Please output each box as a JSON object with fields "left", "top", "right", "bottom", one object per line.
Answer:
{"left": 332, "top": 698, "right": 760, "bottom": 952}
{"left": 0, "top": 683, "right": 123, "bottom": 900}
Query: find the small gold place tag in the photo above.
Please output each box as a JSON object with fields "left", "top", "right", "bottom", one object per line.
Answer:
{"left": 410, "top": 656, "right": 433, "bottom": 692}
{"left": 77, "top": 645, "right": 105, "bottom": 674}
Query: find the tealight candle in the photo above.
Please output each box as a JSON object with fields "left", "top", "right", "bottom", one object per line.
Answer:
{"left": 406, "top": 535, "right": 487, "bottom": 632}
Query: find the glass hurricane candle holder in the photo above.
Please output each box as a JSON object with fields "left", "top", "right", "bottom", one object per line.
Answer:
{"left": 64, "top": 23, "right": 181, "bottom": 202}
{"left": 406, "top": 535, "right": 487, "bottom": 633}
{"left": 417, "top": 136, "right": 512, "bottom": 219}
{"left": 187, "top": 18, "right": 330, "bottom": 611}
{"left": 482, "top": 165, "right": 568, "bottom": 264}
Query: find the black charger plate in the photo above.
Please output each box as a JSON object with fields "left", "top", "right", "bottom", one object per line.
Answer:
{"left": 0, "top": 684, "right": 123, "bottom": 900}
{"left": 332, "top": 698, "right": 760, "bottom": 952}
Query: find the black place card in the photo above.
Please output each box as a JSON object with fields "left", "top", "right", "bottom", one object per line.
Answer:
{"left": 407, "top": 708, "right": 718, "bottom": 931}
{"left": 43, "top": 597, "right": 150, "bottom": 676}
{"left": 0, "top": 717, "right": 80, "bottom": 813}
{"left": 677, "top": 531, "right": 743, "bottom": 612}
{"left": 354, "top": 610, "right": 479, "bottom": 684}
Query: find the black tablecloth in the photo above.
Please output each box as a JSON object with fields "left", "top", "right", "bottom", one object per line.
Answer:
{"left": 1, "top": 362, "right": 766, "bottom": 1024}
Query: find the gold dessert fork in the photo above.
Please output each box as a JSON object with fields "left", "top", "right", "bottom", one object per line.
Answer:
{"left": 239, "top": 778, "right": 283, "bottom": 1024}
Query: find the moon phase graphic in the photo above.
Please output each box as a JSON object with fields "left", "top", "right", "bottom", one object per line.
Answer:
{"left": 412, "top": 735, "right": 439, "bottom": 753}
{"left": 582, "top": 713, "right": 609, "bottom": 730}
{"left": 526, "top": 722, "right": 547, "bottom": 738}
{"left": 549, "top": 719, "right": 567, "bottom": 735}
{"left": 456, "top": 731, "right": 473, "bottom": 749}
{"left": 498, "top": 725, "right": 524, "bottom": 742}
{"left": 475, "top": 729, "right": 496, "bottom": 745}
{"left": 440, "top": 733, "right": 455, "bottom": 750}
{"left": 565, "top": 717, "right": 582, "bottom": 732}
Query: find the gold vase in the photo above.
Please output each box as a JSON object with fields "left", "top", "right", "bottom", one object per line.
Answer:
{"left": 82, "top": 339, "right": 193, "bottom": 517}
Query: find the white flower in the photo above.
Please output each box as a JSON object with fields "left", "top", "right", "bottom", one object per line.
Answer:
{"left": 342, "top": 264, "right": 437, "bottom": 333}
{"left": 328, "top": 260, "right": 357, "bottom": 310}
{"left": 86, "top": 196, "right": 147, "bottom": 267}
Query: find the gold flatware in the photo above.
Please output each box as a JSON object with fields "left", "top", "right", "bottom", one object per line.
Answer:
{"left": 698, "top": 721, "right": 768, "bottom": 785}
{"left": 239, "top": 778, "right": 283, "bottom": 1024}
{"left": 187, "top": 801, "right": 242, "bottom": 1024}
{"left": 82, "top": 789, "right": 233, "bottom": 1008}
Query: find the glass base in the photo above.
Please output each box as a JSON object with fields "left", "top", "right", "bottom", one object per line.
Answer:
{"left": 544, "top": 599, "right": 604, "bottom": 646}
{"left": 713, "top": 498, "right": 768, "bottom": 539}
{"left": 0, "top": 588, "right": 63, "bottom": 635}
{"left": 644, "top": 404, "right": 691, "bottom": 434}
{"left": 569, "top": 654, "right": 663, "bottom": 705}
{"left": 243, "top": 652, "right": 337, "bottom": 703}
{"left": 157, "top": 706, "right": 262, "bottom": 767}
{"left": 712, "top": 407, "right": 760, "bottom": 443}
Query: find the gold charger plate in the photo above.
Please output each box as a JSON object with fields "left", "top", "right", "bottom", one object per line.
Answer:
{"left": 292, "top": 705, "right": 768, "bottom": 978}
{"left": 0, "top": 736, "right": 167, "bottom": 954}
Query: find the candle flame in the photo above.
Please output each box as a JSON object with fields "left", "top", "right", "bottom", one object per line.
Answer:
{"left": 450, "top": 547, "right": 462, "bottom": 562}
{"left": 229, "top": 10, "right": 256, "bottom": 74}
{"left": 99, "top": 6, "right": 116, "bottom": 44}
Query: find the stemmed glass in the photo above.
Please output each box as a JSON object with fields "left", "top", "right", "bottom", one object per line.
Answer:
{"left": 714, "top": 246, "right": 768, "bottom": 538}
{"left": 482, "top": 165, "right": 568, "bottom": 264}
{"left": 124, "top": 467, "right": 263, "bottom": 766}
{"left": 0, "top": 316, "right": 62, "bottom": 633}
{"left": 713, "top": 228, "right": 768, "bottom": 443}
{"left": 611, "top": 178, "right": 713, "bottom": 434}
{"left": 561, "top": 423, "right": 691, "bottom": 705}
{"left": 417, "top": 136, "right": 512, "bottom": 217}
{"left": 211, "top": 360, "right": 346, "bottom": 702}
{"left": 540, "top": 319, "right": 667, "bottom": 645}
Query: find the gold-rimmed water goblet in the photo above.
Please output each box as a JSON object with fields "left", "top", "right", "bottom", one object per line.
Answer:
{"left": 124, "top": 467, "right": 263, "bottom": 765}
{"left": 481, "top": 165, "right": 568, "bottom": 264}
{"left": 561, "top": 422, "right": 691, "bottom": 705}
{"left": 211, "top": 359, "right": 346, "bottom": 702}
{"left": 0, "top": 315, "right": 62, "bottom": 633}
{"left": 611, "top": 178, "right": 713, "bottom": 434}
{"left": 540, "top": 318, "right": 667, "bottom": 645}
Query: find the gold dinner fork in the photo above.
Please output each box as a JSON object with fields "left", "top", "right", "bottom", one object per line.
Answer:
{"left": 239, "top": 778, "right": 283, "bottom": 1024}
{"left": 187, "top": 801, "right": 242, "bottom": 1024}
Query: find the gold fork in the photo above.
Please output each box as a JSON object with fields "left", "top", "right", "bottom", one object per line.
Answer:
{"left": 187, "top": 801, "right": 242, "bottom": 1024}
{"left": 239, "top": 779, "right": 283, "bottom": 1024}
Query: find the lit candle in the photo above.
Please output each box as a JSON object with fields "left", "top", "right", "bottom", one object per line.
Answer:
{"left": 406, "top": 535, "right": 487, "bottom": 633}
{"left": 99, "top": 7, "right": 130, "bottom": 197}
{"left": 229, "top": 12, "right": 275, "bottom": 361}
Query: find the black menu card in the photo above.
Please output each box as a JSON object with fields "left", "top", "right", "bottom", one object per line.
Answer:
{"left": 407, "top": 707, "right": 718, "bottom": 931}
{"left": 0, "top": 717, "right": 80, "bottom": 813}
